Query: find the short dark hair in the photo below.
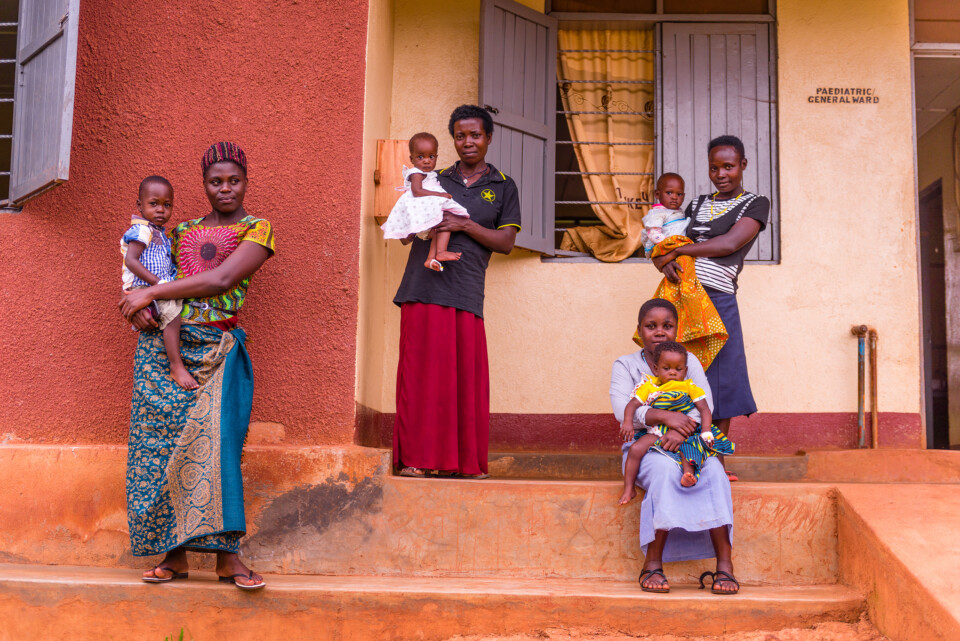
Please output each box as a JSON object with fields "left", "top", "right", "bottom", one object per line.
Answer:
{"left": 708, "top": 135, "right": 746, "bottom": 161}
{"left": 138, "top": 175, "right": 173, "bottom": 199}
{"left": 409, "top": 132, "right": 439, "bottom": 154}
{"left": 448, "top": 104, "right": 494, "bottom": 137}
{"left": 654, "top": 340, "right": 687, "bottom": 364}
{"left": 656, "top": 172, "right": 684, "bottom": 191}
{"left": 638, "top": 298, "right": 678, "bottom": 325}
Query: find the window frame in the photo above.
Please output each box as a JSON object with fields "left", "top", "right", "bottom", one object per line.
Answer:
{"left": 540, "top": 1, "right": 779, "bottom": 263}
{"left": 3, "top": 0, "right": 81, "bottom": 211}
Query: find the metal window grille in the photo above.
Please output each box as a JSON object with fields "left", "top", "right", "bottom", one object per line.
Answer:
{"left": 0, "top": 10, "right": 17, "bottom": 207}
{"left": 554, "top": 46, "right": 656, "bottom": 241}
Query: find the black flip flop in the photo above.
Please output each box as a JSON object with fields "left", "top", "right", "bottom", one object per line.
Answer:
{"left": 142, "top": 565, "right": 189, "bottom": 583}
{"left": 639, "top": 568, "right": 670, "bottom": 593}
{"left": 698, "top": 570, "right": 740, "bottom": 595}
{"left": 219, "top": 571, "right": 266, "bottom": 590}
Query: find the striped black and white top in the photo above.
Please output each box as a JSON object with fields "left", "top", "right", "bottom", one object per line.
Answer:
{"left": 686, "top": 192, "right": 770, "bottom": 295}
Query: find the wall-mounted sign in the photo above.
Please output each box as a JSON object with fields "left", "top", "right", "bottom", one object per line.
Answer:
{"left": 808, "top": 88, "right": 879, "bottom": 104}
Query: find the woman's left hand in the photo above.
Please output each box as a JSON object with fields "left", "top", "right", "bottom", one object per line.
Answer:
{"left": 120, "top": 289, "right": 154, "bottom": 321}
{"left": 433, "top": 212, "right": 473, "bottom": 234}
{"left": 659, "top": 429, "right": 685, "bottom": 452}
{"left": 652, "top": 251, "right": 678, "bottom": 271}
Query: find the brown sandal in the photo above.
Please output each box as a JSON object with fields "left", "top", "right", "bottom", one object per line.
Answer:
{"left": 639, "top": 568, "right": 670, "bottom": 593}
{"left": 399, "top": 467, "right": 432, "bottom": 477}
{"left": 699, "top": 570, "right": 740, "bottom": 595}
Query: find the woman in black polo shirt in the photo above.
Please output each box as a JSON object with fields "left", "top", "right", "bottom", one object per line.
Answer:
{"left": 392, "top": 104, "right": 522, "bottom": 479}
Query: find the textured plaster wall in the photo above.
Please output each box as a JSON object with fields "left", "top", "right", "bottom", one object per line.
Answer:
{"left": 356, "top": 0, "right": 396, "bottom": 415}
{"left": 362, "top": 0, "right": 922, "bottom": 423}
{"left": 0, "top": 0, "right": 369, "bottom": 444}
{"left": 918, "top": 112, "right": 960, "bottom": 446}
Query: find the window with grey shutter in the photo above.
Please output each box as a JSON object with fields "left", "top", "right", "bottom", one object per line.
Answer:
{"left": 660, "top": 23, "right": 779, "bottom": 262}
{"left": 479, "top": 0, "right": 557, "bottom": 254}
{"left": 9, "top": 0, "right": 80, "bottom": 205}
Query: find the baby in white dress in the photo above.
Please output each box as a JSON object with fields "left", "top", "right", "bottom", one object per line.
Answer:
{"left": 381, "top": 132, "right": 470, "bottom": 271}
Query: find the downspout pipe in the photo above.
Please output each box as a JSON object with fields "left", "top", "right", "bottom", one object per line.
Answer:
{"left": 851, "top": 326, "right": 868, "bottom": 448}
{"left": 869, "top": 328, "right": 879, "bottom": 448}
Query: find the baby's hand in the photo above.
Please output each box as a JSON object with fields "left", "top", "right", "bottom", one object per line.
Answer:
{"left": 619, "top": 421, "right": 634, "bottom": 442}
{"left": 700, "top": 431, "right": 715, "bottom": 446}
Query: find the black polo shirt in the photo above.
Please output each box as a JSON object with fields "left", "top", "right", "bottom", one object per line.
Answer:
{"left": 393, "top": 162, "right": 522, "bottom": 318}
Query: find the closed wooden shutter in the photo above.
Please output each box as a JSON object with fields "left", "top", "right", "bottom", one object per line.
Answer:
{"left": 479, "top": 0, "right": 557, "bottom": 254}
{"left": 10, "top": 0, "right": 80, "bottom": 205}
{"left": 660, "top": 23, "right": 778, "bottom": 261}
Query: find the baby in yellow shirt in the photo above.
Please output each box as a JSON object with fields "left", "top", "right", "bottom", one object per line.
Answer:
{"left": 619, "top": 342, "right": 734, "bottom": 504}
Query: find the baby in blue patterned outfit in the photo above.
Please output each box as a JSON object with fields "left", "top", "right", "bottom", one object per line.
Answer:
{"left": 120, "top": 176, "right": 196, "bottom": 390}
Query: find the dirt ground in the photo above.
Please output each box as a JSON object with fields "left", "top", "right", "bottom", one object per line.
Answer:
{"left": 443, "top": 615, "right": 889, "bottom": 641}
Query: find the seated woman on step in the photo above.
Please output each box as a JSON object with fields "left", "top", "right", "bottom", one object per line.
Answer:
{"left": 609, "top": 298, "right": 739, "bottom": 595}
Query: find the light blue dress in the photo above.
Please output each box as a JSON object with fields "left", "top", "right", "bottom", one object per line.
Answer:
{"left": 610, "top": 350, "right": 734, "bottom": 561}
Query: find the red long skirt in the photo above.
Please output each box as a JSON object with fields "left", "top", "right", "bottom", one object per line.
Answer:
{"left": 393, "top": 302, "right": 490, "bottom": 475}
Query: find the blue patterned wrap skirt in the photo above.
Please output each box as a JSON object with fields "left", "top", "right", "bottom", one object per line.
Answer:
{"left": 703, "top": 287, "right": 757, "bottom": 420}
{"left": 126, "top": 324, "right": 253, "bottom": 556}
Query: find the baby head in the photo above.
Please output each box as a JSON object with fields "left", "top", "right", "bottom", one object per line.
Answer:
{"left": 409, "top": 132, "right": 440, "bottom": 173}
{"left": 653, "top": 341, "right": 688, "bottom": 382}
{"left": 654, "top": 173, "right": 685, "bottom": 211}
{"left": 136, "top": 175, "right": 174, "bottom": 227}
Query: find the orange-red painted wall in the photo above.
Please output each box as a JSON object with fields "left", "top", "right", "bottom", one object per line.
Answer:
{"left": 0, "top": 1, "right": 368, "bottom": 444}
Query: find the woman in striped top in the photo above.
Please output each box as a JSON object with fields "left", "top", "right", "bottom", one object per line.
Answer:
{"left": 652, "top": 135, "right": 769, "bottom": 480}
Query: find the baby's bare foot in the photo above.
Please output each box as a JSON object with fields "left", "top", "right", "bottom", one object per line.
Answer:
{"left": 681, "top": 471, "right": 697, "bottom": 487}
{"left": 171, "top": 365, "right": 199, "bottom": 390}
{"left": 618, "top": 486, "right": 638, "bottom": 505}
{"left": 435, "top": 250, "right": 462, "bottom": 262}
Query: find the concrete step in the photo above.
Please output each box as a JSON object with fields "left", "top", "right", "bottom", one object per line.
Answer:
{"left": 489, "top": 451, "right": 809, "bottom": 481}
{"left": 0, "top": 445, "right": 839, "bottom": 584}
{"left": 805, "top": 449, "right": 960, "bottom": 483}
{"left": 0, "top": 563, "right": 865, "bottom": 641}
{"left": 837, "top": 484, "right": 960, "bottom": 641}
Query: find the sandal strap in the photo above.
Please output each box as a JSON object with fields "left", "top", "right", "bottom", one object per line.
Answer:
{"left": 713, "top": 570, "right": 740, "bottom": 589}
{"left": 225, "top": 572, "right": 255, "bottom": 580}
{"left": 698, "top": 570, "right": 715, "bottom": 589}
{"left": 639, "top": 568, "right": 667, "bottom": 585}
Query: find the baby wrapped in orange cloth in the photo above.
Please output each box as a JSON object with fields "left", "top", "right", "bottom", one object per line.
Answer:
{"left": 634, "top": 174, "right": 728, "bottom": 370}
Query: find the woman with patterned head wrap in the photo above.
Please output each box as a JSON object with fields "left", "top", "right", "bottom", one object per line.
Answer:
{"left": 119, "top": 142, "right": 275, "bottom": 589}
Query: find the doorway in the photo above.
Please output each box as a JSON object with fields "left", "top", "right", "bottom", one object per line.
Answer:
{"left": 918, "top": 181, "right": 950, "bottom": 448}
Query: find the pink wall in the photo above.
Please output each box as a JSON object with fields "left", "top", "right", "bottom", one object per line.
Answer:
{"left": 0, "top": 0, "right": 369, "bottom": 444}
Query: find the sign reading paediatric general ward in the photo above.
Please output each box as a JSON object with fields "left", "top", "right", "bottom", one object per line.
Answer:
{"left": 807, "top": 87, "right": 879, "bottom": 104}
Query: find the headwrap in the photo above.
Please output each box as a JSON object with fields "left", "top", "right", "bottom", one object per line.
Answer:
{"left": 201, "top": 142, "right": 248, "bottom": 175}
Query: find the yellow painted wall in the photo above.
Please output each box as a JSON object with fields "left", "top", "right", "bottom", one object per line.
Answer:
{"left": 356, "top": 0, "right": 396, "bottom": 414}
{"left": 917, "top": 111, "right": 960, "bottom": 445}
{"left": 359, "top": 0, "right": 922, "bottom": 421}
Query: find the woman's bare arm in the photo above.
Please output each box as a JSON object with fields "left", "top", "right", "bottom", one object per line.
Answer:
{"left": 433, "top": 212, "right": 517, "bottom": 254}
{"left": 653, "top": 217, "right": 761, "bottom": 272}
{"left": 120, "top": 241, "right": 271, "bottom": 320}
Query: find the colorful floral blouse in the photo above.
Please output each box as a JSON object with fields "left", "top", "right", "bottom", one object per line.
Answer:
{"left": 172, "top": 215, "right": 275, "bottom": 324}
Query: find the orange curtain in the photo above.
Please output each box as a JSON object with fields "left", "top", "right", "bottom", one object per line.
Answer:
{"left": 557, "top": 29, "right": 654, "bottom": 262}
